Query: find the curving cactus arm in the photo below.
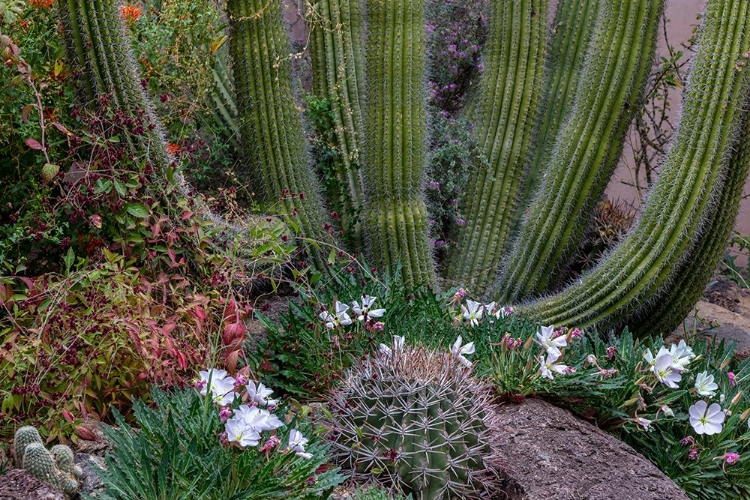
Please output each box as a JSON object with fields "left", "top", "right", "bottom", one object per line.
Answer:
{"left": 520, "top": 0, "right": 750, "bottom": 332}
{"left": 493, "top": 0, "right": 664, "bottom": 303}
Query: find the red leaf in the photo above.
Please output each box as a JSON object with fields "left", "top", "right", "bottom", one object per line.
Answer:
{"left": 75, "top": 426, "right": 97, "bottom": 441}
{"left": 62, "top": 408, "right": 75, "bottom": 423}
{"left": 21, "top": 105, "right": 32, "bottom": 123}
{"left": 25, "top": 137, "right": 43, "bottom": 150}
{"left": 51, "top": 121, "right": 73, "bottom": 136}
{"left": 180, "top": 211, "right": 193, "bottom": 220}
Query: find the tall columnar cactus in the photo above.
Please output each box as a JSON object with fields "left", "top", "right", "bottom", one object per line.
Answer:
{"left": 493, "top": 0, "right": 664, "bottom": 303}
{"left": 520, "top": 0, "right": 750, "bottom": 332}
{"left": 227, "top": 0, "right": 334, "bottom": 267}
{"left": 519, "top": 0, "right": 600, "bottom": 209}
{"left": 324, "top": 345, "right": 505, "bottom": 499}
{"left": 59, "top": 0, "right": 170, "bottom": 168}
{"left": 360, "top": 0, "right": 435, "bottom": 287}
{"left": 446, "top": 0, "right": 548, "bottom": 291}
{"left": 308, "top": 0, "right": 366, "bottom": 249}
{"left": 13, "top": 427, "right": 80, "bottom": 498}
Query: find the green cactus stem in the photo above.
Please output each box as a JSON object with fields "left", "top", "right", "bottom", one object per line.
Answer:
{"left": 308, "top": 0, "right": 366, "bottom": 250}
{"left": 519, "top": 0, "right": 600, "bottom": 209}
{"left": 520, "top": 0, "right": 750, "bottom": 332}
{"left": 227, "top": 0, "right": 335, "bottom": 268}
{"left": 22, "top": 443, "right": 79, "bottom": 498}
{"left": 325, "top": 345, "right": 505, "bottom": 499}
{"left": 50, "top": 444, "right": 83, "bottom": 478}
{"left": 628, "top": 101, "right": 750, "bottom": 338}
{"left": 360, "top": 0, "right": 435, "bottom": 287}
{"left": 445, "top": 0, "right": 548, "bottom": 292}
{"left": 494, "top": 0, "right": 663, "bottom": 303}
{"left": 13, "top": 425, "right": 42, "bottom": 468}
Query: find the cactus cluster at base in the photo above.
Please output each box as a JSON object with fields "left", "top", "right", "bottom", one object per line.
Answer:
{"left": 323, "top": 343, "right": 505, "bottom": 499}
{"left": 13, "top": 426, "right": 81, "bottom": 498}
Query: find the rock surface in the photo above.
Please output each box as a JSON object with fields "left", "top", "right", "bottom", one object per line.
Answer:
{"left": 0, "top": 469, "right": 66, "bottom": 500}
{"left": 74, "top": 453, "right": 105, "bottom": 496}
{"left": 494, "top": 398, "right": 688, "bottom": 500}
{"left": 671, "top": 279, "right": 750, "bottom": 358}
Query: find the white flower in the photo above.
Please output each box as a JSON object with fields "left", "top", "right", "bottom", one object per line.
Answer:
{"left": 694, "top": 371, "right": 718, "bottom": 397}
{"left": 536, "top": 325, "right": 567, "bottom": 358}
{"left": 660, "top": 404, "right": 674, "bottom": 418}
{"left": 352, "top": 295, "right": 386, "bottom": 321}
{"left": 225, "top": 411, "right": 262, "bottom": 448}
{"left": 539, "top": 351, "right": 568, "bottom": 380}
{"left": 234, "top": 405, "right": 284, "bottom": 433}
{"left": 451, "top": 336, "right": 475, "bottom": 367}
{"left": 669, "top": 340, "right": 695, "bottom": 371}
{"left": 199, "top": 369, "right": 237, "bottom": 406}
{"left": 319, "top": 300, "right": 353, "bottom": 329}
{"left": 484, "top": 301, "right": 497, "bottom": 317}
{"left": 379, "top": 335, "right": 405, "bottom": 356}
{"left": 636, "top": 417, "right": 652, "bottom": 430}
{"left": 653, "top": 354, "right": 682, "bottom": 389}
{"left": 689, "top": 400, "right": 725, "bottom": 435}
{"left": 246, "top": 380, "right": 279, "bottom": 406}
{"left": 288, "top": 429, "right": 313, "bottom": 459}
{"left": 585, "top": 354, "right": 598, "bottom": 365}
{"left": 461, "top": 299, "right": 484, "bottom": 326}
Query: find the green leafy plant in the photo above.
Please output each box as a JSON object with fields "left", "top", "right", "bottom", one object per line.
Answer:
{"left": 723, "top": 232, "right": 750, "bottom": 288}
{"left": 88, "top": 387, "right": 342, "bottom": 500}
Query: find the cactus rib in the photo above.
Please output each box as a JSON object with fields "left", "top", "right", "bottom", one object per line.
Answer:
{"left": 520, "top": 0, "right": 750, "bottom": 331}
{"left": 446, "top": 0, "right": 548, "bottom": 292}
{"left": 494, "top": 0, "right": 663, "bottom": 303}
{"left": 361, "top": 0, "right": 435, "bottom": 287}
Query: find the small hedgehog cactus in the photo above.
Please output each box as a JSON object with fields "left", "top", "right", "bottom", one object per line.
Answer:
{"left": 324, "top": 339, "right": 505, "bottom": 499}
{"left": 13, "top": 426, "right": 80, "bottom": 498}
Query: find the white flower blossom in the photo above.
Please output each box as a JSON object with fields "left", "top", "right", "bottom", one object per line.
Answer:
{"left": 694, "top": 371, "right": 718, "bottom": 397}
{"left": 319, "top": 300, "right": 353, "bottom": 329}
{"left": 379, "top": 335, "right": 405, "bottom": 356}
{"left": 660, "top": 404, "right": 674, "bottom": 418}
{"left": 246, "top": 380, "right": 279, "bottom": 406}
{"left": 352, "top": 295, "right": 386, "bottom": 321}
{"left": 536, "top": 325, "right": 567, "bottom": 358}
{"left": 653, "top": 354, "right": 682, "bottom": 389}
{"left": 461, "top": 300, "right": 484, "bottom": 327}
{"left": 225, "top": 417, "right": 261, "bottom": 448}
{"left": 636, "top": 417, "right": 652, "bottom": 430}
{"left": 199, "top": 369, "right": 237, "bottom": 406}
{"left": 451, "top": 336, "right": 475, "bottom": 367}
{"left": 288, "top": 429, "right": 313, "bottom": 459}
{"left": 539, "top": 351, "right": 568, "bottom": 380}
{"left": 689, "top": 400, "right": 725, "bottom": 435}
{"left": 668, "top": 340, "right": 696, "bottom": 371}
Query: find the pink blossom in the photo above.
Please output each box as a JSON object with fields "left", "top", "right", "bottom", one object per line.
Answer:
{"left": 725, "top": 452, "right": 741, "bottom": 465}
{"left": 728, "top": 371, "right": 737, "bottom": 387}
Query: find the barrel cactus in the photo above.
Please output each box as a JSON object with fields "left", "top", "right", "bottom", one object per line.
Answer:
{"left": 13, "top": 426, "right": 80, "bottom": 498}
{"left": 323, "top": 342, "right": 505, "bottom": 499}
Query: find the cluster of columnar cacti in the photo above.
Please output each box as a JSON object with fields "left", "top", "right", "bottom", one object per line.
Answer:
{"left": 13, "top": 426, "right": 81, "bottom": 498}
{"left": 56, "top": 0, "right": 750, "bottom": 337}
{"left": 324, "top": 345, "right": 504, "bottom": 499}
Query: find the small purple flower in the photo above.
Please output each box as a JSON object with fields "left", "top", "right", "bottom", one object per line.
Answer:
{"left": 725, "top": 452, "right": 741, "bottom": 465}
{"left": 219, "top": 406, "right": 233, "bottom": 422}
{"left": 728, "top": 371, "right": 736, "bottom": 387}
{"left": 681, "top": 436, "right": 694, "bottom": 446}
{"left": 570, "top": 328, "right": 582, "bottom": 339}
{"left": 433, "top": 239, "right": 447, "bottom": 249}
{"left": 427, "top": 181, "right": 441, "bottom": 189}
{"left": 688, "top": 448, "right": 699, "bottom": 461}
{"left": 456, "top": 217, "right": 466, "bottom": 226}
{"left": 454, "top": 288, "right": 467, "bottom": 299}
{"left": 606, "top": 346, "right": 617, "bottom": 359}
{"left": 195, "top": 379, "right": 206, "bottom": 391}
{"left": 234, "top": 376, "right": 248, "bottom": 389}
{"left": 219, "top": 432, "right": 229, "bottom": 446}
{"left": 259, "top": 435, "right": 281, "bottom": 453}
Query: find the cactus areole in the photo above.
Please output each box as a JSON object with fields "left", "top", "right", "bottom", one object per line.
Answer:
{"left": 58, "top": 0, "right": 750, "bottom": 336}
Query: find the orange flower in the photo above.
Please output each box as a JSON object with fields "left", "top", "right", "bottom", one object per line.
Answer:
{"left": 166, "top": 143, "right": 179, "bottom": 156}
{"left": 29, "top": 0, "right": 54, "bottom": 8}
{"left": 119, "top": 4, "right": 142, "bottom": 26}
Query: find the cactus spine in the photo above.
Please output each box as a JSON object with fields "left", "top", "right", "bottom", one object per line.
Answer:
{"left": 360, "top": 0, "right": 435, "bottom": 287}
{"left": 519, "top": 0, "right": 600, "bottom": 209}
{"left": 325, "top": 346, "right": 504, "bottom": 499}
{"left": 520, "top": 0, "right": 750, "bottom": 332}
{"left": 14, "top": 427, "right": 80, "bottom": 498}
{"left": 309, "top": 0, "right": 366, "bottom": 249}
{"left": 446, "top": 0, "right": 548, "bottom": 291}
{"left": 493, "top": 0, "right": 663, "bottom": 302}
{"left": 227, "top": 0, "right": 334, "bottom": 267}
